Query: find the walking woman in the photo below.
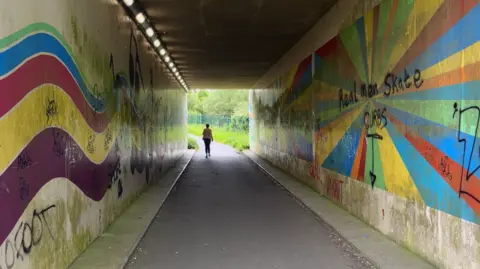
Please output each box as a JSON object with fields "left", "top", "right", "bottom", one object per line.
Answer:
{"left": 202, "top": 124, "right": 214, "bottom": 158}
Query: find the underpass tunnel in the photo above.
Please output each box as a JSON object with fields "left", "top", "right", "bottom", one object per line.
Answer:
{"left": 1, "top": 0, "right": 478, "bottom": 269}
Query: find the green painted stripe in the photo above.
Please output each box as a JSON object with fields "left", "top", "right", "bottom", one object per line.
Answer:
{"left": 340, "top": 24, "right": 367, "bottom": 82}
{"left": 373, "top": 0, "right": 393, "bottom": 81}
{"left": 380, "top": 0, "right": 415, "bottom": 75}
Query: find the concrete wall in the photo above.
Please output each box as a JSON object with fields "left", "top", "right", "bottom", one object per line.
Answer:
{"left": 250, "top": 0, "right": 480, "bottom": 268}
{"left": 0, "top": 0, "right": 187, "bottom": 268}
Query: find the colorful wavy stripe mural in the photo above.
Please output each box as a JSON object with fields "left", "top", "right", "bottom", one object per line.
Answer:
{"left": 0, "top": 21, "right": 179, "bottom": 258}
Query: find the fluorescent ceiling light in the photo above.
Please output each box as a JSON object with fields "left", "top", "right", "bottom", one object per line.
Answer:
{"left": 135, "top": 13, "right": 145, "bottom": 24}
{"left": 123, "top": 0, "right": 134, "bottom": 6}
{"left": 146, "top": 27, "right": 154, "bottom": 37}
{"left": 153, "top": 39, "right": 161, "bottom": 47}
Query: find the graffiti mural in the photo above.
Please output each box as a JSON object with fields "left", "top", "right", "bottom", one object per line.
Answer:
{"left": 312, "top": 0, "right": 480, "bottom": 224}
{"left": 253, "top": 0, "right": 480, "bottom": 223}
{"left": 0, "top": 5, "right": 187, "bottom": 268}
{"left": 251, "top": 0, "right": 480, "bottom": 267}
{"left": 252, "top": 56, "right": 314, "bottom": 163}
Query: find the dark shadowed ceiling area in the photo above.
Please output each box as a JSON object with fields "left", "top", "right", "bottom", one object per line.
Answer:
{"left": 140, "top": 0, "right": 337, "bottom": 89}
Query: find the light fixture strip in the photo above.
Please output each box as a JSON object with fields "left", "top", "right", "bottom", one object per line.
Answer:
{"left": 119, "top": 0, "right": 189, "bottom": 91}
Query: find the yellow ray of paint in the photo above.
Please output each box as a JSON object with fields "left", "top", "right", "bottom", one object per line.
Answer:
{"left": 364, "top": 9, "right": 374, "bottom": 83}
{"left": 316, "top": 99, "right": 367, "bottom": 126}
{"left": 284, "top": 64, "right": 299, "bottom": 89}
{"left": 315, "top": 103, "right": 366, "bottom": 165}
{"left": 374, "top": 0, "right": 444, "bottom": 85}
{"left": 315, "top": 81, "right": 341, "bottom": 101}
{"left": 376, "top": 125, "right": 423, "bottom": 202}
{"left": 0, "top": 84, "right": 122, "bottom": 173}
{"left": 422, "top": 41, "right": 480, "bottom": 80}
{"left": 287, "top": 84, "right": 314, "bottom": 110}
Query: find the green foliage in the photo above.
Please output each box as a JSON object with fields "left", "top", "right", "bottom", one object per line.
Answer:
{"left": 188, "top": 90, "right": 249, "bottom": 117}
{"left": 226, "top": 116, "right": 249, "bottom": 132}
{"left": 187, "top": 137, "right": 199, "bottom": 150}
{"left": 188, "top": 124, "right": 249, "bottom": 151}
{"left": 233, "top": 100, "right": 249, "bottom": 117}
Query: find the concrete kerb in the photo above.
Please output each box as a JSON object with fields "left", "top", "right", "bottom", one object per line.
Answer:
{"left": 68, "top": 150, "right": 196, "bottom": 269}
{"left": 243, "top": 150, "right": 436, "bottom": 269}
{"left": 118, "top": 150, "right": 196, "bottom": 268}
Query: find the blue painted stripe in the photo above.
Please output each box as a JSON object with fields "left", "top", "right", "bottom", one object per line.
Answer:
{"left": 380, "top": 80, "right": 480, "bottom": 100}
{"left": 322, "top": 107, "right": 364, "bottom": 176}
{"left": 0, "top": 32, "right": 106, "bottom": 111}
{"left": 406, "top": 4, "right": 480, "bottom": 72}
{"left": 385, "top": 115, "right": 479, "bottom": 224}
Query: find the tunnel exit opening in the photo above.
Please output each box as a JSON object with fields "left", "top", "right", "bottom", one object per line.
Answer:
{"left": 187, "top": 89, "right": 250, "bottom": 151}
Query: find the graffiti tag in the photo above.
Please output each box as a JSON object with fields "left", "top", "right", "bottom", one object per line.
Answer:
{"left": 1, "top": 205, "right": 56, "bottom": 269}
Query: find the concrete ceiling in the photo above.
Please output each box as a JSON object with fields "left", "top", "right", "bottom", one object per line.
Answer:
{"left": 140, "top": 0, "right": 337, "bottom": 89}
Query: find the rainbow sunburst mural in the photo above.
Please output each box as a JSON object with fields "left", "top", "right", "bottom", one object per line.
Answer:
{"left": 252, "top": 0, "right": 480, "bottom": 224}
{"left": 315, "top": 0, "right": 480, "bottom": 223}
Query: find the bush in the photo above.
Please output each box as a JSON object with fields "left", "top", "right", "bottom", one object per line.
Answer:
{"left": 188, "top": 137, "right": 199, "bottom": 150}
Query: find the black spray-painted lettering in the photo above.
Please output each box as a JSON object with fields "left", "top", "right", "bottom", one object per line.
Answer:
{"left": 2, "top": 205, "right": 56, "bottom": 268}
{"left": 15, "top": 151, "right": 33, "bottom": 171}
{"left": 339, "top": 87, "right": 359, "bottom": 111}
{"left": 453, "top": 102, "right": 480, "bottom": 203}
{"left": 384, "top": 68, "right": 423, "bottom": 97}
{"left": 360, "top": 82, "right": 379, "bottom": 98}
{"left": 19, "top": 177, "right": 29, "bottom": 201}
{"left": 45, "top": 98, "right": 58, "bottom": 124}
{"left": 364, "top": 107, "right": 388, "bottom": 189}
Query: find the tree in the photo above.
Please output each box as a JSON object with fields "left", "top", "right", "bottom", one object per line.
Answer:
{"left": 188, "top": 90, "right": 248, "bottom": 117}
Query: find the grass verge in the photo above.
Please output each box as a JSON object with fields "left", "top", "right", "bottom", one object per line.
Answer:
{"left": 187, "top": 136, "right": 199, "bottom": 150}
{"left": 188, "top": 124, "right": 249, "bottom": 151}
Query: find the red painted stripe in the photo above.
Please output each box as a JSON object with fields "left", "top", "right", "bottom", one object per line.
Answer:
{"left": 0, "top": 55, "right": 112, "bottom": 132}
{"left": 315, "top": 36, "right": 362, "bottom": 84}
{"left": 357, "top": 134, "right": 367, "bottom": 182}
{"left": 316, "top": 37, "right": 338, "bottom": 57}
{"left": 386, "top": 111, "right": 480, "bottom": 215}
